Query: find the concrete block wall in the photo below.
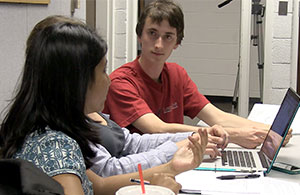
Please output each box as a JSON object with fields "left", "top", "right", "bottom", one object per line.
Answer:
{"left": 266, "top": 0, "right": 295, "bottom": 104}
{"left": 113, "top": 0, "right": 127, "bottom": 70}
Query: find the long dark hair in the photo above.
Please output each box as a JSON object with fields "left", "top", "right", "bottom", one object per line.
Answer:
{"left": 0, "top": 19, "right": 107, "bottom": 168}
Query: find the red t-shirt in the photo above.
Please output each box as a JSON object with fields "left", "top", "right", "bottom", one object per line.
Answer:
{"left": 103, "top": 57, "right": 210, "bottom": 134}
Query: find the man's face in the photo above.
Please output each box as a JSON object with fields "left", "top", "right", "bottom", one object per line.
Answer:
{"left": 138, "top": 17, "right": 178, "bottom": 65}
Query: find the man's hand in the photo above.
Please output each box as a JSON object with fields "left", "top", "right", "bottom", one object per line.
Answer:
{"left": 283, "top": 128, "right": 293, "bottom": 146}
{"left": 191, "top": 125, "right": 228, "bottom": 158}
{"left": 206, "top": 125, "right": 229, "bottom": 149}
{"left": 229, "top": 127, "right": 293, "bottom": 149}
{"left": 229, "top": 127, "right": 267, "bottom": 148}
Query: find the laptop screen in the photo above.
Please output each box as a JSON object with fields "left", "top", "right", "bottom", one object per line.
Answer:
{"left": 261, "top": 88, "right": 300, "bottom": 169}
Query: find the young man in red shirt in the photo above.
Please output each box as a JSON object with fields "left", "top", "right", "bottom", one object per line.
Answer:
{"left": 104, "top": 0, "right": 291, "bottom": 154}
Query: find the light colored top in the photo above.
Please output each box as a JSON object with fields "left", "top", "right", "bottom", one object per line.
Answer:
{"left": 90, "top": 114, "right": 191, "bottom": 177}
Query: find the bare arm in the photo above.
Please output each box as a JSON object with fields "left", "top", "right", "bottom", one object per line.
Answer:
{"left": 52, "top": 174, "right": 84, "bottom": 195}
{"left": 196, "top": 103, "right": 292, "bottom": 148}
{"left": 87, "top": 164, "right": 176, "bottom": 195}
{"left": 132, "top": 112, "right": 228, "bottom": 146}
{"left": 89, "top": 129, "right": 208, "bottom": 195}
{"left": 197, "top": 103, "right": 270, "bottom": 129}
{"left": 133, "top": 112, "right": 200, "bottom": 133}
{"left": 133, "top": 113, "right": 228, "bottom": 157}
{"left": 89, "top": 171, "right": 182, "bottom": 194}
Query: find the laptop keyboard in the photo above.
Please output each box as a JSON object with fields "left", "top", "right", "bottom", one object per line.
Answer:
{"left": 221, "top": 150, "right": 256, "bottom": 168}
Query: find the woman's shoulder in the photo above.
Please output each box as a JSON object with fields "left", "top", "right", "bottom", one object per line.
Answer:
{"left": 26, "top": 128, "right": 79, "bottom": 152}
{"left": 14, "top": 128, "right": 93, "bottom": 194}
{"left": 14, "top": 128, "right": 85, "bottom": 176}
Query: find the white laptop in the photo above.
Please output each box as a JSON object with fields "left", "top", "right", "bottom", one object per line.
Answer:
{"left": 197, "top": 87, "right": 300, "bottom": 173}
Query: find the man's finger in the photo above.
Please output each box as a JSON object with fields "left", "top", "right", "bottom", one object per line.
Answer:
{"left": 208, "top": 135, "right": 224, "bottom": 145}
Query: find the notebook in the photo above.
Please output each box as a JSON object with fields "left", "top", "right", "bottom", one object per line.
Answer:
{"left": 197, "top": 87, "right": 300, "bottom": 173}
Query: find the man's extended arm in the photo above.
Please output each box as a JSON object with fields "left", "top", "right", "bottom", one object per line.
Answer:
{"left": 197, "top": 103, "right": 292, "bottom": 148}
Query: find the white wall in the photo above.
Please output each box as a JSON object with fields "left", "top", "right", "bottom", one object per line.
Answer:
{"left": 0, "top": 0, "right": 85, "bottom": 120}
{"left": 169, "top": 0, "right": 243, "bottom": 97}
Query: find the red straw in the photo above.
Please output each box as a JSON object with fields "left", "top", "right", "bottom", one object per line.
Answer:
{"left": 138, "top": 163, "right": 146, "bottom": 194}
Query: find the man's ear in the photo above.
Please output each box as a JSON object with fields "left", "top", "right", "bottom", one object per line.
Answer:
{"left": 173, "top": 44, "right": 179, "bottom": 50}
{"left": 137, "top": 36, "right": 142, "bottom": 44}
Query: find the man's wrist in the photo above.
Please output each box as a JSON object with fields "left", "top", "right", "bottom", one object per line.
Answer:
{"left": 223, "top": 127, "right": 238, "bottom": 144}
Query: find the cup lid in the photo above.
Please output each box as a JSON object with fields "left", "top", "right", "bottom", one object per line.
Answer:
{"left": 116, "top": 185, "right": 175, "bottom": 195}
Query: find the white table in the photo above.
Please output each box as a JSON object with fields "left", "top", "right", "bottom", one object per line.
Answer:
{"left": 267, "top": 135, "right": 300, "bottom": 184}
{"left": 188, "top": 103, "right": 300, "bottom": 194}
{"left": 178, "top": 135, "right": 300, "bottom": 194}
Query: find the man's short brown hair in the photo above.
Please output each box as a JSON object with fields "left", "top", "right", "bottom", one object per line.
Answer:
{"left": 136, "top": 0, "right": 184, "bottom": 45}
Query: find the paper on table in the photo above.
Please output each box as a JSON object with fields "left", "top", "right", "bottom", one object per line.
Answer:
{"left": 247, "top": 103, "right": 300, "bottom": 135}
{"left": 260, "top": 177, "right": 300, "bottom": 195}
{"left": 176, "top": 170, "right": 300, "bottom": 195}
{"left": 176, "top": 170, "right": 264, "bottom": 195}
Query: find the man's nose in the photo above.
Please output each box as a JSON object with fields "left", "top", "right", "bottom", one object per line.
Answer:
{"left": 154, "top": 36, "right": 163, "bottom": 49}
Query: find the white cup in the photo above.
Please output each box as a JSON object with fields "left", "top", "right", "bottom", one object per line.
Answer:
{"left": 116, "top": 185, "right": 175, "bottom": 195}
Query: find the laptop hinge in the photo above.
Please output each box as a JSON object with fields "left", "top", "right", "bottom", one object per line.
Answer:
{"left": 258, "top": 151, "right": 269, "bottom": 168}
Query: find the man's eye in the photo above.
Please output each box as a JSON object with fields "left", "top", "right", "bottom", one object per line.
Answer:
{"left": 149, "top": 31, "right": 157, "bottom": 37}
{"left": 166, "top": 35, "right": 173, "bottom": 40}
